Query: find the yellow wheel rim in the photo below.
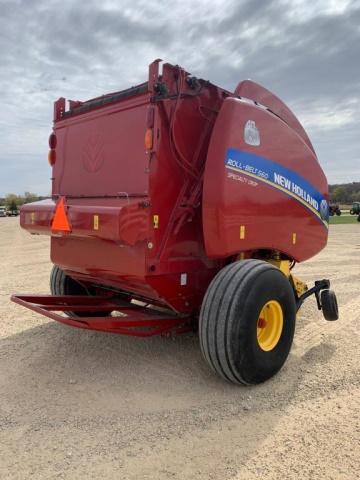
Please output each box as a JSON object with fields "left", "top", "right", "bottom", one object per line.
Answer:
{"left": 257, "top": 300, "right": 284, "bottom": 351}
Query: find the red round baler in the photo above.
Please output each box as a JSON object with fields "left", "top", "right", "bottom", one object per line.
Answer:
{"left": 12, "top": 60, "right": 338, "bottom": 384}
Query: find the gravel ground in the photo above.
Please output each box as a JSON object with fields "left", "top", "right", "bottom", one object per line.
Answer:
{"left": 0, "top": 217, "right": 359, "bottom": 479}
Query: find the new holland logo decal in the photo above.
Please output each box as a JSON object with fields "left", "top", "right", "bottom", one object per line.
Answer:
{"left": 225, "top": 148, "right": 329, "bottom": 227}
{"left": 82, "top": 131, "right": 105, "bottom": 173}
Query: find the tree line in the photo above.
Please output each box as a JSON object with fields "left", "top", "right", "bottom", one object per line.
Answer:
{"left": 329, "top": 182, "right": 360, "bottom": 204}
{"left": 0, "top": 193, "right": 48, "bottom": 211}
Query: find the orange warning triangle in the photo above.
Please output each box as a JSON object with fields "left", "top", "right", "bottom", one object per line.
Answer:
{"left": 52, "top": 197, "right": 71, "bottom": 232}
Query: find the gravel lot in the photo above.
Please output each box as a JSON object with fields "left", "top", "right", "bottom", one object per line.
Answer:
{"left": 1, "top": 217, "right": 359, "bottom": 479}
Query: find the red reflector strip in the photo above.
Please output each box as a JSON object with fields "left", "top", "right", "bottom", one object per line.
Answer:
{"left": 49, "top": 132, "right": 57, "bottom": 149}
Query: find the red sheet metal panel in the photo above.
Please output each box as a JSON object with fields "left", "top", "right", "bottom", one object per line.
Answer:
{"left": 53, "top": 96, "right": 150, "bottom": 197}
{"left": 20, "top": 197, "right": 148, "bottom": 245}
{"left": 202, "top": 97, "right": 329, "bottom": 262}
{"left": 235, "top": 80, "right": 315, "bottom": 154}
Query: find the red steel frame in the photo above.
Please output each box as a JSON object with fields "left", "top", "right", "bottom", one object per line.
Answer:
{"left": 11, "top": 294, "right": 193, "bottom": 337}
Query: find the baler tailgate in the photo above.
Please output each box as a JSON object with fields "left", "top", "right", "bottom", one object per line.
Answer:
{"left": 11, "top": 295, "right": 192, "bottom": 337}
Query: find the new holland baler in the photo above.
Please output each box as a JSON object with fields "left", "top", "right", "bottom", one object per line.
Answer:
{"left": 12, "top": 60, "right": 338, "bottom": 385}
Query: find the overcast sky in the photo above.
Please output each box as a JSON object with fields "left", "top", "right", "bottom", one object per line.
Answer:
{"left": 0, "top": 0, "right": 359, "bottom": 196}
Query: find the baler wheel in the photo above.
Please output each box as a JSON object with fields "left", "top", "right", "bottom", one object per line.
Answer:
{"left": 199, "top": 259, "right": 296, "bottom": 385}
{"left": 50, "top": 265, "right": 112, "bottom": 318}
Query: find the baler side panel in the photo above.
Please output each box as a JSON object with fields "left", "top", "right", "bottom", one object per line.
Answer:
{"left": 40, "top": 94, "right": 154, "bottom": 301}
{"left": 50, "top": 236, "right": 153, "bottom": 297}
{"left": 20, "top": 197, "right": 151, "bottom": 295}
{"left": 203, "top": 97, "right": 328, "bottom": 262}
{"left": 53, "top": 96, "right": 150, "bottom": 197}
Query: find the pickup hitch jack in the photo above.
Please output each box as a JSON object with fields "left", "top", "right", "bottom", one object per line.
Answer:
{"left": 296, "top": 279, "right": 339, "bottom": 321}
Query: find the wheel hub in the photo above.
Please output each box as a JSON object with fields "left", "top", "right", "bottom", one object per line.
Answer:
{"left": 257, "top": 300, "right": 284, "bottom": 351}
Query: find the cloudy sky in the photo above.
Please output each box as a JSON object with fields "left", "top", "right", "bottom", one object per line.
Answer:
{"left": 0, "top": 0, "right": 359, "bottom": 196}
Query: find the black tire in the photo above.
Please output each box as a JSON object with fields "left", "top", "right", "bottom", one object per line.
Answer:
{"left": 199, "top": 259, "right": 296, "bottom": 385}
{"left": 321, "top": 289, "right": 338, "bottom": 321}
{"left": 50, "top": 265, "right": 111, "bottom": 318}
{"left": 350, "top": 209, "right": 354, "bottom": 215}
{"left": 357, "top": 214, "right": 360, "bottom": 222}
{"left": 336, "top": 210, "right": 341, "bottom": 216}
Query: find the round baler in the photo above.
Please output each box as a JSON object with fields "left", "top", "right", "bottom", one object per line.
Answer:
{"left": 13, "top": 60, "right": 338, "bottom": 385}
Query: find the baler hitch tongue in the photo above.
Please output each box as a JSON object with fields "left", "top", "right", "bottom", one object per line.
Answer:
{"left": 296, "top": 279, "right": 339, "bottom": 321}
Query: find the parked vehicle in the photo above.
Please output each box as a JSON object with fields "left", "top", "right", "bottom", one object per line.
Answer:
{"left": 6, "top": 209, "right": 19, "bottom": 217}
{"left": 0, "top": 206, "right": 7, "bottom": 217}
{"left": 329, "top": 204, "right": 341, "bottom": 216}
{"left": 12, "top": 60, "right": 338, "bottom": 385}
{"left": 350, "top": 201, "right": 360, "bottom": 215}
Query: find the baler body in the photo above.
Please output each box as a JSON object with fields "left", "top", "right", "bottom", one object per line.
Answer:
{"left": 20, "top": 61, "right": 329, "bottom": 316}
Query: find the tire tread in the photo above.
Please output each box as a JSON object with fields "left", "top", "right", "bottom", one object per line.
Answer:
{"left": 199, "top": 259, "right": 294, "bottom": 385}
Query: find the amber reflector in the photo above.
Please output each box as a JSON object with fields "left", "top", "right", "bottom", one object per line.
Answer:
{"left": 48, "top": 149, "right": 56, "bottom": 166}
{"left": 145, "top": 128, "right": 153, "bottom": 150}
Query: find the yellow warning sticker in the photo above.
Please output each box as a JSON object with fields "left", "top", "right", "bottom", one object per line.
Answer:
{"left": 240, "top": 225, "right": 246, "bottom": 239}
{"left": 93, "top": 215, "right": 99, "bottom": 230}
{"left": 153, "top": 215, "right": 159, "bottom": 229}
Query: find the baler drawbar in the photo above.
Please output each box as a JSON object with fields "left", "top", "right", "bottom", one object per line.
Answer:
{"left": 12, "top": 60, "right": 338, "bottom": 385}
